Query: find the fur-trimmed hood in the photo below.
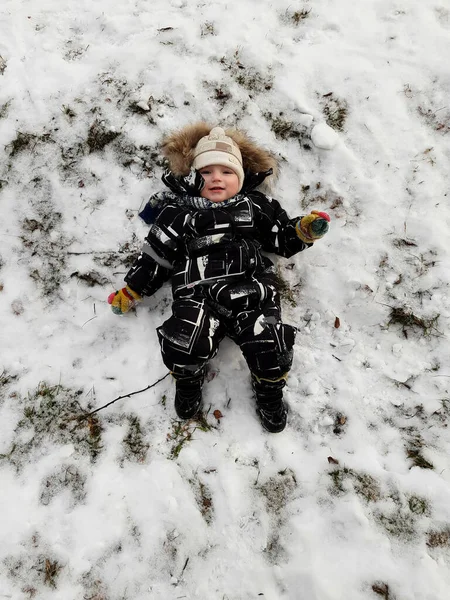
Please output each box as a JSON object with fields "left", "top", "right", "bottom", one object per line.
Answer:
{"left": 161, "top": 122, "right": 278, "bottom": 179}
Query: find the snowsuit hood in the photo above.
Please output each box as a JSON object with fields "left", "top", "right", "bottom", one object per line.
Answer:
{"left": 161, "top": 122, "right": 278, "bottom": 188}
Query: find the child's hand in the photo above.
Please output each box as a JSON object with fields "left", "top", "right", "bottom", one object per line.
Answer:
{"left": 295, "top": 211, "right": 330, "bottom": 243}
{"left": 108, "top": 286, "right": 142, "bottom": 315}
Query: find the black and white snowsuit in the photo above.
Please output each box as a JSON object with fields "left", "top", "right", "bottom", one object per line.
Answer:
{"left": 125, "top": 169, "right": 311, "bottom": 382}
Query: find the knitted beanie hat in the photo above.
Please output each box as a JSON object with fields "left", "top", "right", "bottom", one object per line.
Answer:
{"left": 192, "top": 126, "right": 245, "bottom": 191}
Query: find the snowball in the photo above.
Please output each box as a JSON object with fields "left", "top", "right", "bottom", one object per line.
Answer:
{"left": 311, "top": 123, "right": 339, "bottom": 150}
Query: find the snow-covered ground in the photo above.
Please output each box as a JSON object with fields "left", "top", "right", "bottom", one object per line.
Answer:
{"left": 1, "top": 1, "right": 450, "bottom": 598}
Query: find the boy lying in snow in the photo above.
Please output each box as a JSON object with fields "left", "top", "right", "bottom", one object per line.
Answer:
{"left": 108, "top": 124, "right": 330, "bottom": 432}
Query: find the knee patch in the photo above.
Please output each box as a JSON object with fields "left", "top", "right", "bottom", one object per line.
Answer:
{"left": 157, "top": 299, "right": 223, "bottom": 368}
{"left": 240, "top": 321, "right": 296, "bottom": 379}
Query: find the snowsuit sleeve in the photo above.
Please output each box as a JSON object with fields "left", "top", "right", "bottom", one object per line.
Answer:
{"left": 124, "top": 205, "right": 191, "bottom": 297}
{"left": 250, "top": 192, "right": 311, "bottom": 258}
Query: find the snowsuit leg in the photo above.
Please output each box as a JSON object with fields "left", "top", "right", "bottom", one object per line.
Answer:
{"left": 233, "top": 295, "right": 297, "bottom": 388}
{"left": 157, "top": 297, "right": 225, "bottom": 378}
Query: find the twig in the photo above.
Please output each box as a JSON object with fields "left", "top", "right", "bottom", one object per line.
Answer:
{"left": 80, "top": 373, "right": 170, "bottom": 418}
{"left": 81, "top": 315, "right": 98, "bottom": 328}
{"left": 180, "top": 557, "right": 189, "bottom": 577}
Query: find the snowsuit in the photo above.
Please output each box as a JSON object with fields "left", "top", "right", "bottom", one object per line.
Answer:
{"left": 124, "top": 166, "right": 311, "bottom": 382}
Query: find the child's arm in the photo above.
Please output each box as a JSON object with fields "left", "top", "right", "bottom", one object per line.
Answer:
{"left": 109, "top": 205, "right": 190, "bottom": 314}
{"left": 251, "top": 192, "right": 330, "bottom": 258}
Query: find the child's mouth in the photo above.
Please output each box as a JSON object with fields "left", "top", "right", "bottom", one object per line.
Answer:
{"left": 210, "top": 187, "right": 224, "bottom": 192}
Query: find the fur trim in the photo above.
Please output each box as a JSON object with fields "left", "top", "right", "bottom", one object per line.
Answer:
{"left": 161, "top": 122, "right": 278, "bottom": 179}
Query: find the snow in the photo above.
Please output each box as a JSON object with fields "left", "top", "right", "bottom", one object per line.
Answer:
{"left": 1, "top": 1, "right": 450, "bottom": 599}
{"left": 311, "top": 122, "right": 339, "bottom": 150}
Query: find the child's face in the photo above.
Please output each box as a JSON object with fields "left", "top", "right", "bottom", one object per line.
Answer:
{"left": 199, "top": 165, "right": 240, "bottom": 202}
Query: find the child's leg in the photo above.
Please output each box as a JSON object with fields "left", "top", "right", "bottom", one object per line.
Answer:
{"left": 157, "top": 297, "right": 225, "bottom": 417}
{"left": 234, "top": 298, "right": 296, "bottom": 432}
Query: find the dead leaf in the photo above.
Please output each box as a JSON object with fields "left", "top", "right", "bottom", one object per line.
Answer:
{"left": 327, "top": 456, "right": 339, "bottom": 465}
{"left": 334, "top": 316, "right": 340, "bottom": 328}
{"left": 213, "top": 410, "right": 223, "bottom": 420}
{"left": 338, "top": 415, "right": 347, "bottom": 425}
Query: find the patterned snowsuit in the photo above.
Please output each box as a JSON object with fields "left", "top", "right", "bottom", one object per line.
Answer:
{"left": 124, "top": 170, "right": 311, "bottom": 382}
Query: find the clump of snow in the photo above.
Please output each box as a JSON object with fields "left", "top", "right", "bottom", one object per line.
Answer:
{"left": 311, "top": 122, "right": 339, "bottom": 149}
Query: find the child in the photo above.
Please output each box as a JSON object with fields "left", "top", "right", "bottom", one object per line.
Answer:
{"left": 108, "top": 124, "right": 330, "bottom": 432}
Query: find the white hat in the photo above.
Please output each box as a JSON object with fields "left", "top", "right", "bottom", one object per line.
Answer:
{"left": 192, "top": 126, "right": 245, "bottom": 191}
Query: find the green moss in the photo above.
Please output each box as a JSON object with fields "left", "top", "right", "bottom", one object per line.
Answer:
{"left": 1, "top": 382, "right": 103, "bottom": 471}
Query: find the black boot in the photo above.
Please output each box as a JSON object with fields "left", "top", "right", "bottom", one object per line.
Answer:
{"left": 252, "top": 374, "right": 288, "bottom": 433}
{"left": 174, "top": 370, "right": 204, "bottom": 419}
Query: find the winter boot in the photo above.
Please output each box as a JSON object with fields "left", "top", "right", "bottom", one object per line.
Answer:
{"left": 252, "top": 374, "right": 288, "bottom": 433}
{"left": 174, "top": 369, "right": 205, "bottom": 419}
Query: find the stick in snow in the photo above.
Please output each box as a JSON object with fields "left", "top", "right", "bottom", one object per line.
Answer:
{"left": 80, "top": 373, "right": 170, "bottom": 419}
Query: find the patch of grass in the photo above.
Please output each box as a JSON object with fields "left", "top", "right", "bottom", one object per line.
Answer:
{"left": 263, "top": 530, "right": 289, "bottom": 565}
{"left": 81, "top": 575, "right": 109, "bottom": 600}
{"left": 426, "top": 528, "right": 450, "bottom": 548}
{"left": 408, "top": 495, "right": 430, "bottom": 515}
{"left": 121, "top": 414, "right": 150, "bottom": 464}
{"left": 0, "top": 99, "right": 11, "bottom": 118}
{"left": 0, "top": 54, "right": 6, "bottom": 74}
{"left": 39, "top": 464, "right": 86, "bottom": 506}
{"left": 61, "top": 104, "right": 76, "bottom": 119}
{"left": 64, "top": 44, "right": 87, "bottom": 61}
{"left": 375, "top": 508, "right": 416, "bottom": 541}
{"left": 6, "top": 131, "right": 53, "bottom": 157}
{"left": 267, "top": 114, "right": 303, "bottom": 140}
{"left": 189, "top": 477, "right": 214, "bottom": 524}
{"left": 406, "top": 448, "right": 434, "bottom": 470}
{"left": 320, "top": 92, "right": 348, "bottom": 131}
{"left": 20, "top": 196, "right": 71, "bottom": 297}
{"left": 387, "top": 306, "right": 439, "bottom": 338}
{"left": 329, "top": 467, "right": 381, "bottom": 502}
{"left": 219, "top": 50, "right": 273, "bottom": 94}
{"left": 168, "top": 414, "right": 213, "bottom": 459}
{"left": 93, "top": 236, "right": 141, "bottom": 269}
{"left": 274, "top": 267, "right": 298, "bottom": 307}
{"left": 203, "top": 82, "right": 232, "bottom": 107}
{"left": 5, "top": 553, "right": 63, "bottom": 592}
{"left": 292, "top": 9, "right": 311, "bottom": 24}
{"left": 300, "top": 182, "right": 344, "bottom": 212}
{"left": 417, "top": 106, "right": 450, "bottom": 134}
{"left": 404, "top": 249, "right": 437, "bottom": 277}
{"left": 201, "top": 21, "right": 216, "bottom": 36}
{"left": 258, "top": 468, "right": 298, "bottom": 514}
{"left": 1, "top": 369, "right": 18, "bottom": 391}
{"left": 87, "top": 120, "right": 121, "bottom": 153}
{"left": 41, "top": 558, "right": 63, "bottom": 588}
{"left": 0, "top": 382, "right": 103, "bottom": 471}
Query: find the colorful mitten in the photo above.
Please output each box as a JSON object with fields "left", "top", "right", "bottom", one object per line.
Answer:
{"left": 295, "top": 210, "right": 330, "bottom": 243}
{"left": 108, "top": 286, "right": 142, "bottom": 315}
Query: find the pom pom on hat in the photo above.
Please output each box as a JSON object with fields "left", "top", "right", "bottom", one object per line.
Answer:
{"left": 193, "top": 126, "right": 245, "bottom": 191}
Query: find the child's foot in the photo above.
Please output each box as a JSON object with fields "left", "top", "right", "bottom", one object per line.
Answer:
{"left": 257, "top": 402, "right": 287, "bottom": 433}
{"left": 251, "top": 373, "right": 288, "bottom": 433}
{"left": 174, "top": 372, "right": 204, "bottom": 419}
